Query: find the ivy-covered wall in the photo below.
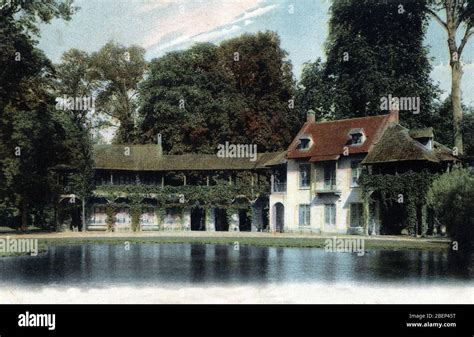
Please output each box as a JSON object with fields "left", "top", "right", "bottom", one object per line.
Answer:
{"left": 94, "top": 183, "right": 268, "bottom": 209}
{"left": 360, "top": 170, "right": 436, "bottom": 236}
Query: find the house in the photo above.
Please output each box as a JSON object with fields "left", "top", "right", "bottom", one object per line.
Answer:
{"left": 68, "top": 138, "right": 285, "bottom": 232}
{"left": 362, "top": 123, "right": 458, "bottom": 235}
{"left": 268, "top": 109, "right": 458, "bottom": 235}
{"left": 58, "top": 109, "right": 457, "bottom": 235}
{"left": 269, "top": 109, "right": 398, "bottom": 234}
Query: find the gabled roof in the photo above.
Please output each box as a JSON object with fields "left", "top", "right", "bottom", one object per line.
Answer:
{"left": 362, "top": 124, "right": 458, "bottom": 164}
{"left": 93, "top": 144, "right": 285, "bottom": 171}
{"left": 409, "top": 127, "right": 434, "bottom": 139}
{"left": 287, "top": 112, "right": 398, "bottom": 161}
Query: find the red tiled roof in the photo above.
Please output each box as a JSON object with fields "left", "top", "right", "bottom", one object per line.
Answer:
{"left": 287, "top": 112, "right": 398, "bottom": 160}
{"left": 309, "top": 154, "right": 340, "bottom": 162}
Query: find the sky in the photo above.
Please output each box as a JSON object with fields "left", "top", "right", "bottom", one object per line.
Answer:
{"left": 38, "top": 0, "right": 474, "bottom": 105}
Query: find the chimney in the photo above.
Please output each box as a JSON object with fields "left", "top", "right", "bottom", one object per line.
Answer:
{"left": 387, "top": 96, "right": 400, "bottom": 123}
{"left": 157, "top": 133, "right": 163, "bottom": 156}
{"left": 388, "top": 107, "right": 399, "bottom": 123}
{"left": 307, "top": 109, "right": 316, "bottom": 123}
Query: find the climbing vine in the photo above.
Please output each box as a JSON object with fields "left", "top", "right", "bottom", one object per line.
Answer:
{"left": 359, "top": 170, "right": 436, "bottom": 235}
{"left": 94, "top": 183, "right": 267, "bottom": 209}
{"left": 105, "top": 204, "right": 116, "bottom": 232}
{"left": 155, "top": 207, "right": 165, "bottom": 230}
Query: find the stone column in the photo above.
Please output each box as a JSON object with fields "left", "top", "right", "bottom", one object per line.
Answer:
{"left": 206, "top": 208, "right": 215, "bottom": 232}
{"left": 228, "top": 210, "right": 240, "bottom": 232}
{"left": 182, "top": 208, "right": 191, "bottom": 231}
{"left": 251, "top": 204, "right": 260, "bottom": 232}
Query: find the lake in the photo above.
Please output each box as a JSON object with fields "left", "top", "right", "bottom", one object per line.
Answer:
{"left": 0, "top": 243, "right": 472, "bottom": 287}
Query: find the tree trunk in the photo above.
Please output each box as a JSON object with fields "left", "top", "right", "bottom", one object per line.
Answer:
{"left": 82, "top": 197, "right": 86, "bottom": 232}
{"left": 21, "top": 198, "right": 28, "bottom": 231}
{"left": 451, "top": 61, "right": 463, "bottom": 154}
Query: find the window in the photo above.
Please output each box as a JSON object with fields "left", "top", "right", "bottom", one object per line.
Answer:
{"left": 351, "top": 161, "right": 362, "bottom": 186}
{"left": 348, "top": 129, "right": 365, "bottom": 146}
{"left": 324, "top": 163, "right": 336, "bottom": 188}
{"left": 299, "top": 204, "right": 311, "bottom": 226}
{"left": 350, "top": 203, "right": 364, "bottom": 228}
{"left": 297, "top": 137, "right": 311, "bottom": 150}
{"left": 324, "top": 204, "right": 336, "bottom": 226}
{"left": 299, "top": 164, "right": 311, "bottom": 188}
{"left": 351, "top": 132, "right": 363, "bottom": 144}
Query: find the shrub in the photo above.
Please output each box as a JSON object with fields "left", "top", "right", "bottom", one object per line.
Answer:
{"left": 427, "top": 167, "right": 474, "bottom": 246}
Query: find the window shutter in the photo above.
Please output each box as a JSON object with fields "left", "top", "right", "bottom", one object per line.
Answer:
{"left": 331, "top": 205, "right": 336, "bottom": 225}
{"left": 350, "top": 204, "right": 355, "bottom": 227}
{"left": 324, "top": 205, "right": 329, "bottom": 225}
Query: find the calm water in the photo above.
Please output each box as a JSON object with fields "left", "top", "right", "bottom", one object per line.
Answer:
{"left": 0, "top": 244, "right": 472, "bottom": 287}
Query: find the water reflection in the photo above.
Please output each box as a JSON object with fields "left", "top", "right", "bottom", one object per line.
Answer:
{"left": 0, "top": 244, "right": 472, "bottom": 287}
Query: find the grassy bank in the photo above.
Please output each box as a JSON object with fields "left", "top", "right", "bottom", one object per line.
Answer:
{"left": 37, "top": 235, "right": 451, "bottom": 251}
{"left": 0, "top": 232, "right": 452, "bottom": 257}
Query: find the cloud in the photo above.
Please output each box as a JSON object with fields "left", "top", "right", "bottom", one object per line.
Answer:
{"left": 134, "top": 1, "right": 170, "bottom": 14}
{"left": 193, "top": 25, "right": 242, "bottom": 43}
{"left": 151, "top": 34, "right": 193, "bottom": 53}
{"left": 139, "top": 1, "right": 262, "bottom": 50}
{"left": 140, "top": 1, "right": 279, "bottom": 57}
{"left": 232, "top": 4, "right": 279, "bottom": 24}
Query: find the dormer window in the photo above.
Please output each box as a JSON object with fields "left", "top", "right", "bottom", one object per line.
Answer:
{"left": 409, "top": 128, "right": 434, "bottom": 151}
{"left": 297, "top": 137, "right": 312, "bottom": 150}
{"left": 348, "top": 129, "right": 365, "bottom": 146}
{"left": 351, "top": 132, "right": 363, "bottom": 144}
{"left": 413, "top": 137, "right": 433, "bottom": 150}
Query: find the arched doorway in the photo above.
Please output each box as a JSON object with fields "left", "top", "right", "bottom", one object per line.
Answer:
{"left": 274, "top": 203, "right": 284, "bottom": 232}
{"left": 191, "top": 208, "right": 206, "bottom": 231}
{"left": 238, "top": 209, "right": 251, "bottom": 232}
{"left": 214, "top": 208, "right": 229, "bottom": 231}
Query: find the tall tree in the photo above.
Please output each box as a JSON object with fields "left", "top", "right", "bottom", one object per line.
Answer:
{"left": 139, "top": 32, "right": 299, "bottom": 153}
{"left": 139, "top": 43, "right": 241, "bottom": 154}
{"left": 54, "top": 49, "right": 95, "bottom": 230}
{"left": 427, "top": 0, "right": 474, "bottom": 154}
{"left": 89, "top": 41, "right": 147, "bottom": 143}
{"left": 432, "top": 96, "right": 474, "bottom": 156}
{"left": 218, "top": 31, "right": 300, "bottom": 150}
{"left": 296, "top": 58, "right": 334, "bottom": 121}
{"left": 0, "top": 0, "right": 76, "bottom": 229}
{"left": 305, "top": 0, "right": 439, "bottom": 128}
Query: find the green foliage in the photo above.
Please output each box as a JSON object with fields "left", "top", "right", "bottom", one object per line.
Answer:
{"left": 217, "top": 31, "right": 300, "bottom": 149}
{"left": 297, "top": 58, "right": 334, "bottom": 121}
{"left": 138, "top": 32, "right": 300, "bottom": 153}
{"left": 299, "top": 0, "right": 439, "bottom": 129}
{"left": 89, "top": 41, "right": 147, "bottom": 143}
{"left": 427, "top": 167, "right": 474, "bottom": 245}
{"left": 156, "top": 207, "right": 165, "bottom": 230}
{"left": 360, "top": 170, "right": 436, "bottom": 235}
{"left": 0, "top": 2, "right": 80, "bottom": 229}
{"left": 432, "top": 97, "right": 474, "bottom": 156}
{"left": 95, "top": 182, "right": 267, "bottom": 209}
{"left": 0, "top": 0, "right": 75, "bottom": 38}
{"left": 138, "top": 43, "right": 237, "bottom": 154}
{"left": 105, "top": 204, "right": 115, "bottom": 232}
{"left": 130, "top": 204, "right": 141, "bottom": 232}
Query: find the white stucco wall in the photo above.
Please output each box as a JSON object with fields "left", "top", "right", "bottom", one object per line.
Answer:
{"left": 269, "top": 154, "right": 368, "bottom": 234}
